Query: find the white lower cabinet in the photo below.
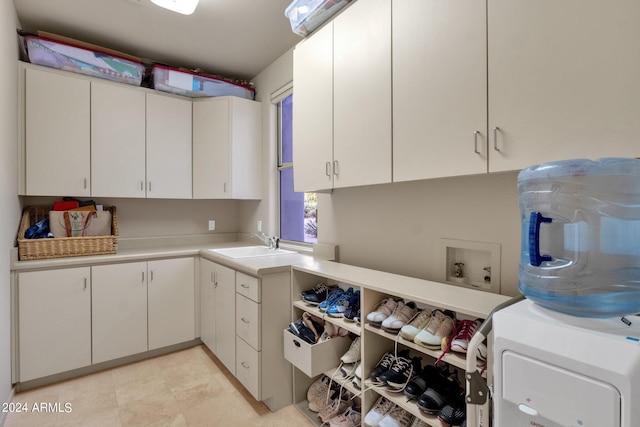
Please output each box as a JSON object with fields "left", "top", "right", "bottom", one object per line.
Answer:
{"left": 289, "top": 262, "right": 511, "bottom": 426}
{"left": 18, "top": 267, "right": 91, "bottom": 382}
{"left": 231, "top": 270, "right": 293, "bottom": 411}
{"left": 17, "top": 257, "right": 196, "bottom": 384}
{"left": 148, "top": 257, "right": 196, "bottom": 350}
{"left": 200, "top": 259, "right": 236, "bottom": 373}
{"left": 92, "top": 262, "right": 148, "bottom": 364}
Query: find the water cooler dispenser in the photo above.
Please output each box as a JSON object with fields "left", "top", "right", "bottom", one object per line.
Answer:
{"left": 490, "top": 158, "right": 640, "bottom": 426}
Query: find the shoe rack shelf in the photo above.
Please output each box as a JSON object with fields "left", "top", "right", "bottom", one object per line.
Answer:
{"left": 289, "top": 260, "right": 511, "bottom": 427}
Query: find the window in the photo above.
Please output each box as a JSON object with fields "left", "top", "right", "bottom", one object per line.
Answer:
{"left": 277, "top": 91, "right": 317, "bottom": 244}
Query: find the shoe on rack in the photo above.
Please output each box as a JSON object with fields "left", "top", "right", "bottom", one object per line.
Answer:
{"left": 330, "top": 406, "right": 361, "bottom": 427}
{"left": 438, "top": 391, "right": 466, "bottom": 426}
{"left": 378, "top": 405, "right": 416, "bottom": 427}
{"left": 404, "top": 365, "right": 441, "bottom": 400}
{"left": 382, "top": 300, "right": 419, "bottom": 334}
{"left": 325, "top": 321, "right": 350, "bottom": 338}
{"left": 344, "top": 296, "right": 361, "bottom": 322}
{"left": 416, "top": 369, "right": 462, "bottom": 415}
{"left": 319, "top": 288, "right": 346, "bottom": 312}
{"left": 414, "top": 309, "right": 456, "bottom": 349}
{"left": 289, "top": 319, "right": 317, "bottom": 345}
{"left": 354, "top": 309, "right": 361, "bottom": 324}
{"left": 352, "top": 362, "right": 362, "bottom": 390}
{"left": 339, "top": 362, "right": 358, "bottom": 379}
{"left": 399, "top": 309, "right": 431, "bottom": 341}
{"left": 450, "top": 319, "right": 482, "bottom": 354}
{"left": 379, "top": 355, "right": 422, "bottom": 391}
{"left": 363, "top": 396, "right": 395, "bottom": 427}
{"left": 307, "top": 375, "right": 338, "bottom": 413}
{"left": 301, "top": 282, "right": 339, "bottom": 305}
{"left": 367, "top": 297, "right": 400, "bottom": 328}
{"left": 369, "top": 350, "right": 406, "bottom": 383}
{"left": 340, "top": 336, "right": 361, "bottom": 364}
{"left": 328, "top": 289, "right": 360, "bottom": 318}
{"left": 318, "top": 393, "right": 352, "bottom": 424}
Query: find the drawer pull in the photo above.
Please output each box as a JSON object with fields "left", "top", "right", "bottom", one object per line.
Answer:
{"left": 241, "top": 361, "right": 250, "bottom": 369}
{"left": 293, "top": 340, "right": 301, "bottom": 348}
{"left": 241, "top": 318, "right": 250, "bottom": 324}
{"left": 241, "top": 283, "right": 250, "bottom": 289}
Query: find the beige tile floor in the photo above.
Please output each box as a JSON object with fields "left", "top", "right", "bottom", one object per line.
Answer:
{"left": 5, "top": 345, "right": 315, "bottom": 427}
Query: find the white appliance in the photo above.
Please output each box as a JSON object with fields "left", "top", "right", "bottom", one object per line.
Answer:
{"left": 492, "top": 298, "right": 640, "bottom": 426}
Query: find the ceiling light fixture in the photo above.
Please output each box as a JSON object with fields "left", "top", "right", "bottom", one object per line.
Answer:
{"left": 150, "top": 0, "right": 199, "bottom": 15}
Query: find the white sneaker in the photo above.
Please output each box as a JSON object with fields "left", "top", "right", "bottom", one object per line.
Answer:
{"left": 319, "top": 395, "right": 352, "bottom": 424}
{"left": 339, "top": 362, "right": 357, "bottom": 379}
{"left": 352, "top": 362, "right": 362, "bottom": 389}
{"left": 378, "top": 406, "right": 416, "bottom": 427}
{"left": 340, "top": 336, "right": 361, "bottom": 364}
{"left": 382, "top": 301, "right": 418, "bottom": 333}
{"left": 366, "top": 298, "right": 399, "bottom": 327}
{"left": 414, "top": 309, "right": 456, "bottom": 349}
{"left": 399, "top": 309, "right": 431, "bottom": 341}
{"left": 363, "top": 396, "right": 395, "bottom": 427}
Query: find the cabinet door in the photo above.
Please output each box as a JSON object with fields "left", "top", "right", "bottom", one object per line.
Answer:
{"left": 25, "top": 68, "right": 90, "bottom": 196}
{"left": 333, "top": 0, "right": 392, "bottom": 188}
{"left": 292, "top": 22, "right": 334, "bottom": 192}
{"left": 91, "top": 81, "right": 146, "bottom": 197}
{"left": 148, "top": 258, "right": 195, "bottom": 350}
{"left": 214, "top": 263, "right": 236, "bottom": 374}
{"left": 92, "top": 262, "right": 148, "bottom": 364}
{"left": 488, "top": 0, "right": 640, "bottom": 172}
{"left": 146, "top": 93, "right": 193, "bottom": 199}
{"left": 393, "top": 0, "right": 487, "bottom": 181}
{"left": 18, "top": 267, "right": 91, "bottom": 381}
{"left": 193, "top": 99, "right": 231, "bottom": 199}
{"left": 200, "top": 259, "right": 217, "bottom": 352}
{"left": 229, "top": 98, "right": 262, "bottom": 200}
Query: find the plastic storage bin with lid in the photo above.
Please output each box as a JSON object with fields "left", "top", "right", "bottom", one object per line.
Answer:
{"left": 518, "top": 157, "right": 640, "bottom": 318}
{"left": 285, "top": 0, "right": 351, "bottom": 36}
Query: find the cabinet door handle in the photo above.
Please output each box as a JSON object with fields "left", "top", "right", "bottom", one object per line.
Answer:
{"left": 241, "top": 361, "right": 250, "bottom": 369}
{"left": 141, "top": 271, "right": 145, "bottom": 282}
{"left": 83, "top": 277, "right": 87, "bottom": 290}
{"left": 140, "top": 181, "right": 144, "bottom": 191}
{"left": 241, "top": 317, "right": 250, "bottom": 324}
{"left": 83, "top": 178, "right": 87, "bottom": 189}
{"left": 223, "top": 183, "right": 227, "bottom": 193}
{"left": 150, "top": 270, "right": 154, "bottom": 282}
{"left": 493, "top": 127, "right": 501, "bottom": 152}
{"left": 333, "top": 160, "right": 339, "bottom": 176}
{"left": 325, "top": 162, "right": 331, "bottom": 177}
{"left": 474, "top": 131, "right": 481, "bottom": 154}
{"left": 241, "top": 283, "right": 250, "bottom": 289}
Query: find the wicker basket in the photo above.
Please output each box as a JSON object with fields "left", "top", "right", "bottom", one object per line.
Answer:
{"left": 17, "top": 205, "right": 118, "bottom": 260}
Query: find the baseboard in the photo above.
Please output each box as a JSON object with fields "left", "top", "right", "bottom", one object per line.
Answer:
{"left": 0, "top": 387, "right": 16, "bottom": 427}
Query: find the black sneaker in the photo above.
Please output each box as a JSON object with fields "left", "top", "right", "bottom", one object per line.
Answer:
{"left": 416, "top": 369, "right": 462, "bottom": 415}
{"left": 404, "top": 364, "right": 441, "bottom": 400}
{"left": 301, "top": 282, "right": 338, "bottom": 305}
{"left": 379, "top": 355, "right": 422, "bottom": 390}
{"left": 438, "top": 391, "right": 466, "bottom": 426}
{"left": 369, "top": 350, "right": 404, "bottom": 383}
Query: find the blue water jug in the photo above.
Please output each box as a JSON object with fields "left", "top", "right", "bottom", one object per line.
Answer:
{"left": 518, "top": 158, "right": 640, "bottom": 317}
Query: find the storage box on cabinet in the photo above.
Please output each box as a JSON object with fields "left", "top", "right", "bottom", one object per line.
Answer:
{"left": 283, "top": 329, "right": 351, "bottom": 377}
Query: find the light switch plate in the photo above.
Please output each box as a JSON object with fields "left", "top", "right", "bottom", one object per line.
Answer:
{"left": 208, "top": 220, "right": 215, "bottom": 231}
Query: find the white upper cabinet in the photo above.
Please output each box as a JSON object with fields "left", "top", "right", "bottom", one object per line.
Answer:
{"left": 293, "top": 22, "right": 334, "bottom": 192}
{"left": 146, "top": 93, "right": 193, "bottom": 199}
{"left": 24, "top": 67, "right": 90, "bottom": 196}
{"left": 393, "top": 0, "right": 488, "bottom": 181}
{"left": 192, "top": 96, "right": 262, "bottom": 199}
{"left": 91, "top": 81, "right": 146, "bottom": 197}
{"left": 332, "top": 0, "right": 391, "bottom": 189}
{"left": 292, "top": 0, "right": 392, "bottom": 192}
{"left": 488, "top": 0, "right": 640, "bottom": 172}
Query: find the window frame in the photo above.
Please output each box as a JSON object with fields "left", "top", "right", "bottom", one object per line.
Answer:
{"left": 273, "top": 84, "right": 314, "bottom": 250}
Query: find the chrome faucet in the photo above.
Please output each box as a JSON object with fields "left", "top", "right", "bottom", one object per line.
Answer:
{"left": 250, "top": 232, "right": 280, "bottom": 249}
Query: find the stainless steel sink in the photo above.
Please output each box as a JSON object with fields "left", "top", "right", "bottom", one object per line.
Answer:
{"left": 209, "top": 246, "right": 296, "bottom": 259}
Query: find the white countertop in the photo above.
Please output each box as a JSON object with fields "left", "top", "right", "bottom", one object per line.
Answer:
{"left": 11, "top": 235, "right": 321, "bottom": 277}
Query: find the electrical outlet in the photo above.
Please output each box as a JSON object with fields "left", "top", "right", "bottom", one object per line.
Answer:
{"left": 257, "top": 220, "right": 262, "bottom": 232}
{"left": 208, "top": 220, "right": 216, "bottom": 231}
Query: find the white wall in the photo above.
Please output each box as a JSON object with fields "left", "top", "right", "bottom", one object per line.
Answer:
{"left": 1, "top": 0, "right": 21, "bottom": 413}
{"left": 251, "top": 48, "right": 523, "bottom": 296}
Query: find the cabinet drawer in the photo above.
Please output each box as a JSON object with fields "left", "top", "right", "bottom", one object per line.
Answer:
{"left": 236, "top": 272, "right": 260, "bottom": 302}
{"left": 236, "top": 294, "right": 261, "bottom": 350}
{"left": 283, "top": 329, "right": 351, "bottom": 378}
{"left": 236, "top": 336, "right": 261, "bottom": 400}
